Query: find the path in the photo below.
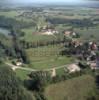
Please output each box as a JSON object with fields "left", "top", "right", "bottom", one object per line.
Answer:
{"left": 5, "top": 63, "right": 37, "bottom": 72}
{"left": 5, "top": 62, "right": 76, "bottom": 72}
{"left": 5, "top": 62, "right": 77, "bottom": 77}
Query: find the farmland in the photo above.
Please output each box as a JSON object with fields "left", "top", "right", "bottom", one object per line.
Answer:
{"left": 26, "top": 45, "right": 74, "bottom": 70}
{"left": 0, "top": 2, "right": 99, "bottom": 100}
{"left": 45, "top": 75, "right": 97, "bottom": 100}
{"left": 0, "top": 6, "right": 99, "bottom": 72}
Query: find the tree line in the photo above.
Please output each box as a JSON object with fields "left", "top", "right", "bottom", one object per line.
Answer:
{"left": 46, "top": 17, "right": 96, "bottom": 28}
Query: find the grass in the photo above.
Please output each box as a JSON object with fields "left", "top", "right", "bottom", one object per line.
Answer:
{"left": 45, "top": 75, "right": 97, "bottom": 100}
{"left": 15, "top": 69, "right": 31, "bottom": 80}
{"left": 26, "top": 45, "right": 74, "bottom": 70}
{"left": 74, "top": 26, "right": 99, "bottom": 41}
{"left": 20, "top": 27, "right": 65, "bottom": 42}
{"left": 0, "top": 33, "right": 12, "bottom": 47}
{"left": 0, "top": 11, "right": 19, "bottom": 18}
{"left": 56, "top": 68, "right": 65, "bottom": 76}
{"left": 21, "top": 28, "right": 58, "bottom": 42}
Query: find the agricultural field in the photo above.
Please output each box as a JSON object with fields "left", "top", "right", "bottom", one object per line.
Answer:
{"left": 0, "top": 1, "right": 99, "bottom": 100}
{"left": 45, "top": 75, "right": 97, "bottom": 100}
{"left": 74, "top": 26, "right": 99, "bottom": 41}
{"left": 0, "top": 7, "right": 98, "bottom": 70}
{"left": 26, "top": 45, "right": 74, "bottom": 70}
{"left": 0, "top": 10, "right": 19, "bottom": 18}
{"left": 21, "top": 28, "right": 60, "bottom": 42}
{"left": 0, "top": 6, "right": 99, "bottom": 76}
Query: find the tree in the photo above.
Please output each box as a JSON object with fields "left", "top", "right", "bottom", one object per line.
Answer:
{"left": 0, "top": 65, "right": 34, "bottom": 100}
{"left": 25, "top": 71, "right": 51, "bottom": 92}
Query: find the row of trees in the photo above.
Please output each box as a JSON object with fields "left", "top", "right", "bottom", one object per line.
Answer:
{"left": 19, "top": 35, "right": 74, "bottom": 49}
{"left": 46, "top": 17, "right": 95, "bottom": 28}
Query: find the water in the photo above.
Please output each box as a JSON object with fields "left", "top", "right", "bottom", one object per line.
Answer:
{"left": 0, "top": 27, "right": 10, "bottom": 35}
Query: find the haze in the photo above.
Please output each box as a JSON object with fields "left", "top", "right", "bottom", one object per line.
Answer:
{"left": 1, "top": 0, "right": 99, "bottom": 4}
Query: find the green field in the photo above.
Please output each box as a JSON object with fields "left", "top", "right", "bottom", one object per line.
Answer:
{"left": 21, "top": 28, "right": 59, "bottom": 42}
{"left": 15, "top": 69, "right": 31, "bottom": 80}
{"left": 26, "top": 45, "right": 74, "bottom": 70}
{"left": 74, "top": 26, "right": 99, "bottom": 41}
{"left": 45, "top": 75, "right": 97, "bottom": 100}
{"left": 0, "top": 11, "right": 19, "bottom": 18}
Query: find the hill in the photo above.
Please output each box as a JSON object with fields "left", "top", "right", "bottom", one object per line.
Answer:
{"left": 45, "top": 75, "right": 97, "bottom": 100}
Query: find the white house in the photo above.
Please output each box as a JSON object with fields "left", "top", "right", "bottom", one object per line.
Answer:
{"left": 41, "top": 29, "right": 58, "bottom": 35}
{"left": 16, "top": 61, "right": 22, "bottom": 66}
{"left": 66, "top": 64, "right": 81, "bottom": 73}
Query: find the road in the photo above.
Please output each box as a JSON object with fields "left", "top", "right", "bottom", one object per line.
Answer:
{"left": 5, "top": 63, "right": 37, "bottom": 72}
{"left": 5, "top": 62, "right": 75, "bottom": 72}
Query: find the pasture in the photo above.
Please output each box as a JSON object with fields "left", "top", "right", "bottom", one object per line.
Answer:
{"left": 74, "top": 26, "right": 99, "bottom": 41}
{"left": 45, "top": 75, "right": 97, "bottom": 100}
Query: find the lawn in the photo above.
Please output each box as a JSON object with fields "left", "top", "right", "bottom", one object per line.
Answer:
{"left": 26, "top": 45, "right": 74, "bottom": 70}
{"left": 45, "top": 75, "right": 97, "bottom": 100}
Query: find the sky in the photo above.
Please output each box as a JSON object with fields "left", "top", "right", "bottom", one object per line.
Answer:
{"left": 2, "top": 0, "right": 98, "bottom": 3}
{"left": 1, "top": 0, "right": 99, "bottom": 4}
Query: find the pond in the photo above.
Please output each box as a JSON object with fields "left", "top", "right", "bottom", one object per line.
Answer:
{"left": 0, "top": 27, "right": 10, "bottom": 35}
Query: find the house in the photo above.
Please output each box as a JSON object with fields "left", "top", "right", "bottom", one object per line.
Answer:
{"left": 66, "top": 64, "right": 81, "bottom": 73}
{"left": 64, "top": 31, "right": 71, "bottom": 37}
{"left": 16, "top": 61, "right": 22, "bottom": 66}
{"left": 89, "top": 62, "right": 97, "bottom": 69}
{"left": 41, "top": 29, "right": 58, "bottom": 35}
{"left": 90, "top": 42, "right": 97, "bottom": 50}
{"left": 71, "top": 39, "right": 82, "bottom": 48}
{"left": 64, "top": 31, "right": 77, "bottom": 37}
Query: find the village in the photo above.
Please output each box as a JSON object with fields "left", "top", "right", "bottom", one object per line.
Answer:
{"left": 10, "top": 24, "right": 99, "bottom": 78}
{"left": 0, "top": 1, "right": 99, "bottom": 100}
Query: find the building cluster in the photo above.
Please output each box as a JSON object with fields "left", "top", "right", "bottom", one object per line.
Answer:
{"left": 39, "top": 25, "right": 59, "bottom": 35}
{"left": 64, "top": 30, "right": 77, "bottom": 37}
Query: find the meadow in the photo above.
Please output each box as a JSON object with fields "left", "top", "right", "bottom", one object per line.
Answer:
{"left": 15, "top": 69, "right": 31, "bottom": 80}
{"left": 45, "top": 75, "right": 97, "bottom": 100}
{"left": 74, "top": 26, "right": 99, "bottom": 41}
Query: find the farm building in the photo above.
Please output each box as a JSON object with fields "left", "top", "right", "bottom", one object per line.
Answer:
{"left": 64, "top": 31, "right": 77, "bottom": 37}
{"left": 66, "top": 64, "right": 81, "bottom": 73}
{"left": 41, "top": 29, "right": 58, "bottom": 35}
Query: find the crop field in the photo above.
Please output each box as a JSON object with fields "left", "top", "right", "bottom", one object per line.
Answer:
{"left": 26, "top": 45, "right": 74, "bottom": 70}
{"left": 45, "top": 75, "right": 97, "bottom": 100}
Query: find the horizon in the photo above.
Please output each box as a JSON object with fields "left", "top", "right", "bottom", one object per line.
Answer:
{"left": 1, "top": 0, "right": 99, "bottom": 4}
